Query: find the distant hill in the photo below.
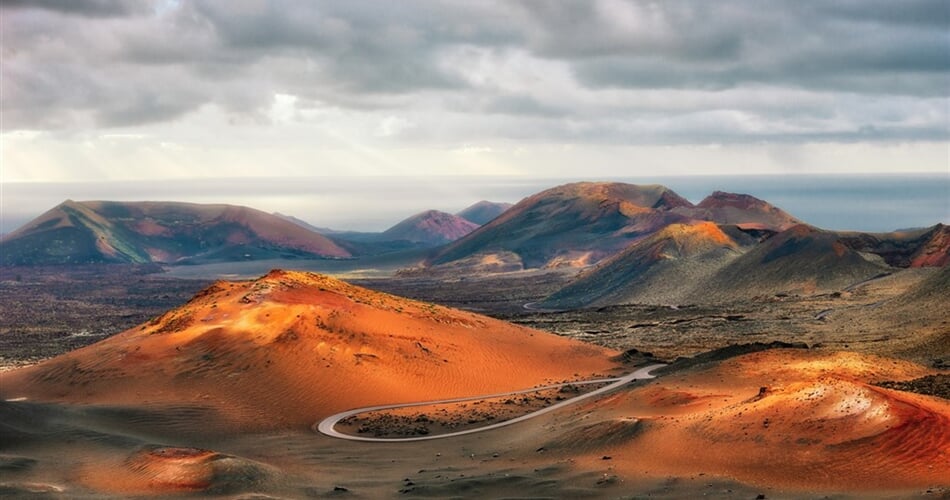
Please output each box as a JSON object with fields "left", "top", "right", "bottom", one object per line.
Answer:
{"left": 381, "top": 209, "right": 479, "bottom": 246}
{"left": 539, "top": 219, "right": 947, "bottom": 309}
{"left": 687, "top": 191, "right": 801, "bottom": 230}
{"left": 539, "top": 222, "right": 746, "bottom": 308}
{"left": 0, "top": 200, "right": 350, "bottom": 265}
{"left": 283, "top": 208, "right": 482, "bottom": 255}
{"left": 456, "top": 200, "right": 513, "bottom": 225}
{"left": 429, "top": 182, "right": 695, "bottom": 271}
{"left": 272, "top": 212, "right": 331, "bottom": 234}
{"left": 839, "top": 224, "right": 949, "bottom": 268}
{"left": 269, "top": 213, "right": 415, "bottom": 256}
{"left": 686, "top": 224, "right": 890, "bottom": 302}
{"left": 426, "top": 182, "right": 809, "bottom": 273}
{"left": 909, "top": 224, "right": 950, "bottom": 267}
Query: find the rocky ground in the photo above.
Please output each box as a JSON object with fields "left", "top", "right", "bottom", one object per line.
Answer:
{"left": 2, "top": 264, "right": 945, "bottom": 390}
{"left": 0, "top": 265, "right": 209, "bottom": 369}
{"left": 876, "top": 374, "right": 950, "bottom": 399}
{"left": 361, "top": 267, "right": 948, "bottom": 370}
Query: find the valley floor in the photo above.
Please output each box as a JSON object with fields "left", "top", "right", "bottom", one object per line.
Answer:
{"left": 0, "top": 264, "right": 947, "bottom": 498}
{"left": 358, "top": 266, "right": 948, "bottom": 368}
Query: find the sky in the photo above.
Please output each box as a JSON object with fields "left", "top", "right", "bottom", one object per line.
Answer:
{"left": 1, "top": 0, "right": 948, "bottom": 230}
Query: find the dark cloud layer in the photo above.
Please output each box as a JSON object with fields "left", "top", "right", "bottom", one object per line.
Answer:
{"left": 2, "top": 0, "right": 150, "bottom": 17}
{"left": 2, "top": 0, "right": 947, "bottom": 144}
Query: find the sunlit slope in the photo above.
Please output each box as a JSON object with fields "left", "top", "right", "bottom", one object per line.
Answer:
{"left": 540, "top": 222, "right": 744, "bottom": 308}
{"left": 0, "top": 270, "right": 619, "bottom": 431}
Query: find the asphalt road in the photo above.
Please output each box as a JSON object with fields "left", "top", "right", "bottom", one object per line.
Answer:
{"left": 314, "top": 363, "right": 666, "bottom": 442}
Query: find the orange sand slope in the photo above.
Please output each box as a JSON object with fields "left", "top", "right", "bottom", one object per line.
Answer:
{"left": 0, "top": 270, "right": 619, "bottom": 431}
{"left": 555, "top": 349, "right": 949, "bottom": 491}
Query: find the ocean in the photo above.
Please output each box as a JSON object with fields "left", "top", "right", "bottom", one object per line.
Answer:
{"left": 2, "top": 174, "right": 947, "bottom": 234}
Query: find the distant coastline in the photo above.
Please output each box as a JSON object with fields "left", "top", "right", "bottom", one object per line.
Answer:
{"left": 2, "top": 173, "right": 947, "bottom": 234}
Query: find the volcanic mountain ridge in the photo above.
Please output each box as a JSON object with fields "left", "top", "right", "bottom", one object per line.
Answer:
{"left": 456, "top": 200, "right": 514, "bottom": 225}
{"left": 542, "top": 222, "right": 897, "bottom": 308}
{"left": 429, "top": 182, "right": 698, "bottom": 271}
{"left": 426, "top": 182, "right": 813, "bottom": 273}
{"left": 540, "top": 221, "right": 746, "bottom": 308}
{"left": 840, "top": 223, "right": 950, "bottom": 268}
{"left": 0, "top": 200, "right": 350, "bottom": 265}
{"left": 380, "top": 209, "right": 480, "bottom": 246}
{"left": 690, "top": 190, "right": 801, "bottom": 230}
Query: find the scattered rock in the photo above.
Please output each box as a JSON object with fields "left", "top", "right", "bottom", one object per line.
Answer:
{"left": 876, "top": 374, "right": 950, "bottom": 400}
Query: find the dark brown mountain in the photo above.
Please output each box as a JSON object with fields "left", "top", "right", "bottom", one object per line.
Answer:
{"left": 288, "top": 209, "right": 481, "bottom": 255}
{"left": 688, "top": 191, "right": 801, "bottom": 230}
{"left": 686, "top": 224, "right": 891, "bottom": 302}
{"left": 426, "top": 183, "right": 812, "bottom": 273}
{"left": 0, "top": 200, "right": 350, "bottom": 265}
{"left": 839, "top": 224, "right": 949, "bottom": 268}
{"left": 456, "top": 200, "right": 513, "bottom": 225}
{"left": 381, "top": 210, "right": 479, "bottom": 246}
{"left": 538, "top": 220, "right": 950, "bottom": 310}
{"left": 539, "top": 222, "right": 745, "bottom": 309}
{"left": 429, "top": 182, "right": 696, "bottom": 271}
{"left": 540, "top": 222, "right": 894, "bottom": 308}
{"left": 909, "top": 224, "right": 950, "bottom": 267}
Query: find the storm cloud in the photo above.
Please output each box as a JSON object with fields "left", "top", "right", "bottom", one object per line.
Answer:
{"left": 2, "top": 0, "right": 947, "bottom": 157}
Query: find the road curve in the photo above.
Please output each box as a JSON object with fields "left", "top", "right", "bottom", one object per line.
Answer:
{"left": 522, "top": 301, "right": 561, "bottom": 313}
{"left": 314, "top": 363, "right": 666, "bottom": 442}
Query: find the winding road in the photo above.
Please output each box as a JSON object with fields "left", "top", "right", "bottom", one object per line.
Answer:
{"left": 314, "top": 363, "right": 666, "bottom": 442}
